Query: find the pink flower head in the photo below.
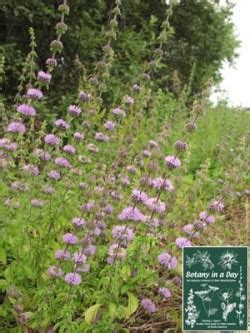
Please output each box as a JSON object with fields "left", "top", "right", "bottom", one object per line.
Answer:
{"left": 54, "top": 157, "right": 71, "bottom": 168}
{"left": 44, "top": 134, "right": 60, "bottom": 145}
{"left": 141, "top": 298, "right": 156, "bottom": 313}
{"left": 74, "top": 132, "right": 84, "bottom": 140}
{"left": 175, "top": 237, "right": 192, "bottom": 248}
{"left": 104, "top": 121, "right": 115, "bottom": 130}
{"left": 131, "top": 189, "right": 148, "bottom": 203}
{"left": 112, "top": 225, "right": 135, "bottom": 242}
{"left": 145, "top": 197, "right": 166, "bottom": 214}
{"left": 47, "top": 265, "right": 63, "bottom": 277}
{"left": 26, "top": 88, "right": 43, "bottom": 100}
{"left": 124, "top": 95, "right": 134, "bottom": 105}
{"left": 48, "top": 170, "right": 61, "bottom": 180}
{"left": 72, "top": 217, "right": 85, "bottom": 227}
{"left": 63, "top": 233, "right": 78, "bottom": 245}
{"left": 31, "top": 199, "right": 44, "bottom": 207}
{"left": 63, "top": 145, "right": 76, "bottom": 154}
{"left": 73, "top": 251, "right": 87, "bottom": 264}
{"left": 55, "top": 119, "right": 69, "bottom": 130}
{"left": 159, "top": 287, "right": 171, "bottom": 299}
{"left": 33, "top": 148, "right": 51, "bottom": 161}
{"left": 64, "top": 272, "right": 81, "bottom": 285}
{"left": 95, "top": 132, "right": 109, "bottom": 142}
{"left": 79, "top": 91, "right": 92, "bottom": 102}
{"left": 209, "top": 200, "right": 224, "bottom": 212}
{"left": 55, "top": 250, "right": 70, "bottom": 260}
{"left": 158, "top": 252, "right": 178, "bottom": 269}
{"left": 37, "top": 71, "right": 52, "bottom": 83}
{"left": 17, "top": 104, "right": 36, "bottom": 116}
{"left": 118, "top": 206, "right": 146, "bottom": 222}
{"left": 112, "top": 108, "right": 126, "bottom": 117}
{"left": 23, "top": 164, "right": 39, "bottom": 176}
{"left": 7, "top": 121, "right": 26, "bottom": 133}
{"left": 68, "top": 105, "right": 81, "bottom": 116}
{"left": 165, "top": 155, "right": 181, "bottom": 169}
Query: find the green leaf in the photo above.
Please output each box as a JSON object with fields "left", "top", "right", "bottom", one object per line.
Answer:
{"left": 0, "top": 248, "right": 6, "bottom": 264}
{"left": 0, "top": 279, "right": 7, "bottom": 291}
{"left": 123, "top": 292, "right": 139, "bottom": 319}
{"left": 85, "top": 304, "right": 101, "bottom": 324}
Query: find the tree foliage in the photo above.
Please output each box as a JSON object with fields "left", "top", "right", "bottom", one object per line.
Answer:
{"left": 0, "top": 0, "right": 239, "bottom": 101}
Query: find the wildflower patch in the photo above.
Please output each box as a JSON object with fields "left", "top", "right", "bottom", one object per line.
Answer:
{"left": 183, "top": 246, "right": 248, "bottom": 331}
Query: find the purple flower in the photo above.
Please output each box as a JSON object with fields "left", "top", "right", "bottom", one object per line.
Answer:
{"left": 23, "top": 164, "right": 39, "bottom": 176}
{"left": 81, "top": 201, "right": 95, "bottom": 212}
{"left": 46, "top": 58, "right": 57, "bottom": 67}
{"left": 7, "top": 121, "right": 26, "bottom": 133}
{"left": 124, "top": 95, "right": 134, "bottom": 105}
{"left": 103, "top": 204, "right": 114, "bottom": 214}
{"left": 149, "top": 178, "right": 174, "bottom": 192}
{"left": 76, "top": 263, "right": 90, "bottom": 273}
{"left": 143, "top": 149, "right": 151, "bottom": 157}
{"left": 158, "top": 252, "right": 178, "bottom": 269}
{"left": 63, "top": 233, "right": 78, "bottom": 245}
{"left": 31, "top": 199, "right": 44, "bottom": 207}
{"left": 72, "top": 217, "right": 85, "bottom": 227}
{"left": 0, "top": 138, "right": 18, "bottom": 151}
{"left": 87, "top": 143, "right": 99, "bottom": 153}
{"left": 47, "top": 266, "right": 63, "bottom": 277}
{"left": 112, "top": 225, "right": 135, "bottom": 242}
{"left": 37, "top": 71, "right": 52, "bottom": 83}
{"left": 174, "top": 140, "right": 189, "bottom": 151}
{"left": 209, "top": 200, "right": 224, "bottom": 212}
{"left": 121, "top": 176, "right": 130, "bottom": 186}
{"left": 55, "top": 119, "right": 70, "bottom": 130}
{"left": 17, "top": 104, "right": 36, "bottom": 116}
{"left": 44, "top": 134, "right": 60, "bottom": 146}
{"left": 48, "top": 170, "right": 61, "bottom": 180}
{"left": 74, "top": 132, "right": 84, "bottom": 140}
{"left": 145, "top": 197, "right": 166, "bottom": 213}
{"left": 95, "top": 132, "right": 109, "bottom": 142}
{"left": 133, "top": 84, "right": 141, "bottom": 92}
{"left": 148, "top": 140, "right": 158, "bottom": 148}
{"left": 104, "top": 120, "right": 115, "bottom": 130}
{"left": 54, "top": 157, "right": 71, "bottom": 168}
{"left": 55, "top": 250, "right": 70, "bottom": 260}
{"left": 141, "top": 298, "right": 156, "bottom": 313}
{"left": 165, "top": 155, "right": 181, "bottom": 169}
{"left": 131, "top": 189, "right": 148, "bottom": 203}
{"left": 42, "top": 185, "right": 54, "bottom": 194}
{"left": 79, "top": 91, "right": 92, "bottom": 102}
{"left": 159, "top": 287, "right": 171, "bottom": 299}
{"left": 73, "top": 251, "right": 87, "bottom": 264}
{"left": 83, "top": 245, "right": 96, "bottom": 256}
{"left": 127, "top": 165, "right": 137, "bottom": 174}
{"left": 64, "top": 272, "right": 81, "bottom": 285}
{"left": 33, "top": 148, "right": 51, "bottom": 161}
{"left": 175, "top": 237, "right": 192, "bottom": 248}
{"left": 63, "top": 145, "right": 76, "bottom": 154}
{"left": 112, "top": 108, "right": 126, "bottom": 117}
{"left": 118, "top": 206, "right": 146, "bottom": 222}
{"left": 10, "top": 181, "right": 29, "bottom": 192}
{"left": 26, "top": 88, "right": 43, "bottom": 100}
{"left": 107, "top": 244, "right": 126, "bottom": 264}
{"left": 182, "top": 224, "right": 199, "bottom": 238}
{"left": 68, "top": 105, "right": 81, "bottom": 116}
{"left": 193, "top": 220, "right": 206, "bottom": 230}
{"left": 199, "top": 211, "right": 216, "bottom": 225}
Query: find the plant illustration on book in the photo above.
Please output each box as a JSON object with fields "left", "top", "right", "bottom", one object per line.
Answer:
{"left": 218, "top": 251, "right": 238, "bottom": 270}
{"left": 235, "top": 266, "right": 246, "bottom": 326}
{"left": 194, "top": 284, "right": 219, "bottom": 318}
{"left": 185, "top": 289, "right": 200, "bottom": 328}
{"left": 219, "top": 289, "right": 237, "bottom": 322}
{"left": 185, "top": 251, "right": 214, "bottom": 270}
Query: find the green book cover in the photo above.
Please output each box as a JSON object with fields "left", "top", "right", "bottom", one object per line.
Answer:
{"left": 183, "top": 246, "right": 248, "bottom": 331}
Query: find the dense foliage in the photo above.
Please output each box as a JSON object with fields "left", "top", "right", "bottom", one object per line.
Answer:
{"left": 1, "top": 0, "right": 239, "bottom": 103}
{"left": 0, "top": 1, "right": 249, "bottom": 332}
